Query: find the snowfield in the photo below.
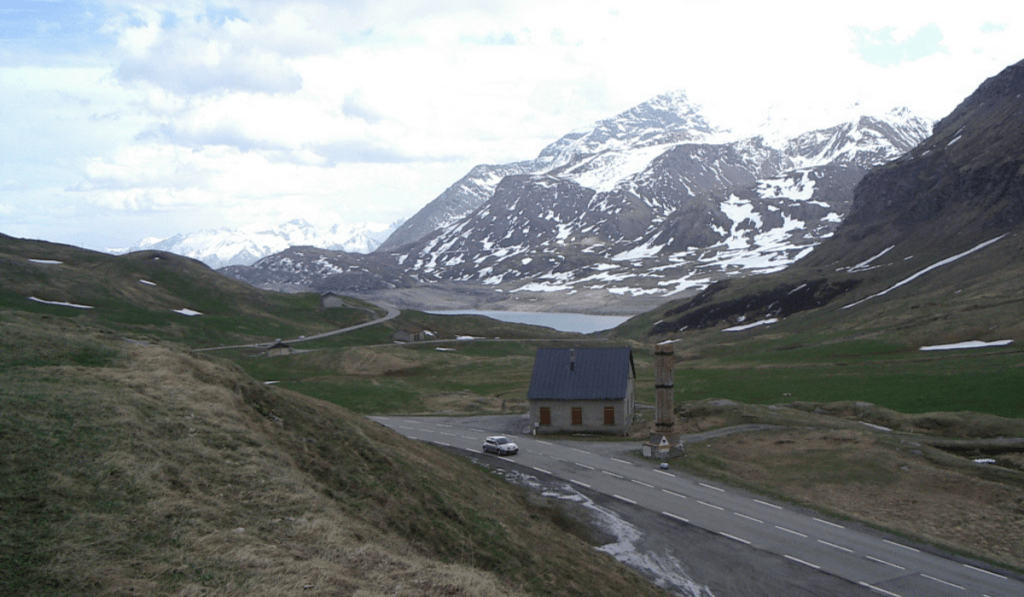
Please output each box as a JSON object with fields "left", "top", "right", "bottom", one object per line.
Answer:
{"left": 920, "top": 340, "right": 1013, "bottom": 351}
{"left": 28, "top": 296, "right": 94, "bottom": 309}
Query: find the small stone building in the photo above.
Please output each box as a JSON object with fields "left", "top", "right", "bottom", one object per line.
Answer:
{"left": 320, "top": 292, "right": 346, "bottom": 309}
{"left": 527, "top": 347, "right": 635, "bottom": 436}
{"left": 392, "top": 329, "right": 426, "bottom": 342}
{"left": 267, "top": 340, "right": 291, "bottom": 357}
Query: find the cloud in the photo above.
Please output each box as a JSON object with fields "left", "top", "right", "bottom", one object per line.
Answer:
{"left": 852, "top": 23, "right": 948, "bottom": 67}
{"left": 110, "top": 5, "right": 305, "bottom": 95}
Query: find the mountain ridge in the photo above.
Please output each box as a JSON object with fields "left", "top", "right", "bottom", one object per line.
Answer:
{"left": 114, "top": 218, "right": 402, "bottom": 269}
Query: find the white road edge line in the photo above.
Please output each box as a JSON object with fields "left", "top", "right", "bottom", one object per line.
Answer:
{"left": 662, "top": 511, "right": 689, "bottom": 523}
{"left": 720, "top": 532, "right": 751, "bottom": 545}
{"left": 883, "top": 539, "right": 920, "bottom": 553}
{"left": 865, "top": 555, "right": 905, "bottom": 570}
{"left": 653, "top": 470, "right": 675, "bottom": 477}
{"left": 776, "top": 526, "right": 808, "bottom": 538}
{"left": 754, "top": 499, "right": 782, "bottom": 510}
{"left": 735, "top": 513, "right": 764, "bottom": 524}
{"left": 818, "top": 539, "right": 854, "bottom": 553}
{"left": 611, "top": 458, "right": 630, "bottom": 464}
{"left": 533, "top": 467, "right": 551, "bottom": 475}
{"left": 613, "top": 494, "right": 636, "bottom": 505}
{"left": 784, "top": 555, "right": 820, "bottom": 570}
{"left": 920, "top": 574, "right": 965, "bottom": 591}
{"left": 963, "top": 564, "right": 1007, "bottom": 580}
{"left": 814, "top": 517, "right": 845, "bottom": 529}
{"left": 436, "top": 442, "right": 450, "bottom": 447}
{"left": 699, "top": 482, "right": 725, "bottom": 492}
{"left": 535, "top": 440, "right": 553, "bottom": 445}
{"left": 572, "top": 448, "right": 591, "bottom": 454}
{"left": 631, "top": 480, "right": 654, "bottom": 488}
{"left": 858, "top": 581, "right": 903, "bottom": 597}
{"left": 570, "top": 479, "right": 591, "bottom": 489}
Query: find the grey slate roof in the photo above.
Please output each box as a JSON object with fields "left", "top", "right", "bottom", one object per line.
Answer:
{"left": 527, "top": 347, "right": 634, "bottom": 401}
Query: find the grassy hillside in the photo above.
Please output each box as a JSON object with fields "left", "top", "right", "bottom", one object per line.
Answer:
{"left": 609, "top": 231, "right": 1024, "bottom": 419}
{"left": 0, "top": 311, "right": 668, "bottom": 597}
{"left": 0, "top": 234, "right": 571, "bottom": 351}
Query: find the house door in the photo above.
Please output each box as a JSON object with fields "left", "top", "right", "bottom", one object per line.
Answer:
{"left": 604, "top": 406, "right": 615, "bottom": 425}
{"left": 571, "top": 407, "right": 583, "bottom": 425}
{"left": 539, "top": 407, "right": 551, "bottom": 426}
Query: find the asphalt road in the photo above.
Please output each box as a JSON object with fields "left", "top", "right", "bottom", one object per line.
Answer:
{"left": 371, "top": 415, "right": 1024, "bottom": 597}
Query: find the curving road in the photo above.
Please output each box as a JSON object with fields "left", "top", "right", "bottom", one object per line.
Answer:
{"left": 372, "top": 415, "right": 1023, "bottom": 597}
{"left": 193, "top": 302, "right": 400, "bottom": 352}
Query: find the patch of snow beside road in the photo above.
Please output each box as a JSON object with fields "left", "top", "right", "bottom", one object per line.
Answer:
{"left": 920, "top": 340, "right": 1013, "bottom": 351}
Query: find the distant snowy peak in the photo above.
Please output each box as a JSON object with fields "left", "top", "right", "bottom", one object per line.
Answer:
{"left": 782, "top": 108, "right": 933, "bottom": 169}
{"left": 116, "top": 219, "right": 402, "bottom": 269}
{"left": 539, "top": 90, "right": 721, "bottom": 168}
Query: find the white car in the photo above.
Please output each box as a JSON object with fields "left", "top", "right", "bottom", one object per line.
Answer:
{"left": 483, "top": 435, "right": 518, "bottom": 456}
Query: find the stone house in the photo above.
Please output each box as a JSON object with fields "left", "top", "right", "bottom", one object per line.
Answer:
{"left": 392, "top": 329, "right": 426, "bottom": 342}
{"left": 527, "top": 347, "right": 635, "bottom": 436}
{"left": 320, "top": 292, "right": 346, "bottom": 308}
{"left": 267, "top": 340, "right": 291, "bottom": 357}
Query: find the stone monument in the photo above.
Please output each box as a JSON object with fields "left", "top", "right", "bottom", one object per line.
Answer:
{"left": 643, "top": 341, "right": 685, "bottom": 459}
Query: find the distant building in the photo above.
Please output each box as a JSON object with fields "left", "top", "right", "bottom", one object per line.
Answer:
{"left": 527, "top": 347, "right": 636, "bottom": 436}
{"left": 320, "top": 292, "right": 346, "bottom": 309}
{"left": 266, "top": 340, "right": 291, "bottom": 357}
{"left": 392, "top": 329, "right": 426, "bottom": 343}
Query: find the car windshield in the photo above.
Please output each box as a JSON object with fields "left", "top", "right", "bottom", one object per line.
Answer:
{"left": 495, "top": 438, "right": 509, "bottom": 444}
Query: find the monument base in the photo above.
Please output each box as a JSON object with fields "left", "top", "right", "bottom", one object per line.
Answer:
{"left": 642, "top": 430, "right": 686, "bottom": 460}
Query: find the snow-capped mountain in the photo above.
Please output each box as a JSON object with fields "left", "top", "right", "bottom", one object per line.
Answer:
{"left": 114, "top": 219, "right": 402, "bottom": 269}
{"left": 381, "top": 98, "right": 930, "bottom": 298}
{"left": 378, "top": 90, "right": 723, "bottom": 251}
{"left": 224, "top": 92, "right": 932, "bottom": 306}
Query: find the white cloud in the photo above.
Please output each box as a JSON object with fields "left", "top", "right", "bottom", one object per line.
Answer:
{"left": 2, "top": 0, "right": 1024, "bottom": 251}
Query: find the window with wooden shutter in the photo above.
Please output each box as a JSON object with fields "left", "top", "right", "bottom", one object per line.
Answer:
{"left": 604, "top": 406, "right": 615, "bottom": 425}
{"left": 571, "top": 407, "right": 583, "bottom": 425}
{"left": 539, "top": 407, "right": 551, "bottom": 425}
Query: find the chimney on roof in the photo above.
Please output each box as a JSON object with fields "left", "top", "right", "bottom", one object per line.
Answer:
{"left": 569, "top": 348, "right": 576, "bottom": 372}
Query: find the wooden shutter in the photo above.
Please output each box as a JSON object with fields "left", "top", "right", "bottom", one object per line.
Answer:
{"left": 604, "top": 406, "right": 615, "bottom": 425}
{"left": 539, "top": 407, "right": 551, "bottom": 425}
{"left": 571, "top": 407, "right": 583, "bottom": 425}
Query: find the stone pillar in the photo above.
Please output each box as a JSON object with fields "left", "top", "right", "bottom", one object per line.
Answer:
{"left": 654, "top": 341, "right": 675, "bottom": 432}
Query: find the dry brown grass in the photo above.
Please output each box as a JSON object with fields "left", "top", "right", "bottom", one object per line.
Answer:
{"left": 675, "top": 401, "right": 1024, "bottom": 570}
{"left": 1, "top": 314, "right": 669, "bottom": 597}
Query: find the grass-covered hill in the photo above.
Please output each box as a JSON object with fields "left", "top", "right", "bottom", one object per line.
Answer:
{"left": 0, "top": 233, "right": 570, "bottom": 350}
{"left": 0, "top": 235, "right": 672, "bottom": 596}
{"left": 0, "top": 309, "right": 666, "bottom": 597}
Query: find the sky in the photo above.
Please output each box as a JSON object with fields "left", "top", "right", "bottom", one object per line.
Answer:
{"left": 2, "top": 0, "right": 1023, "bottom": 251}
